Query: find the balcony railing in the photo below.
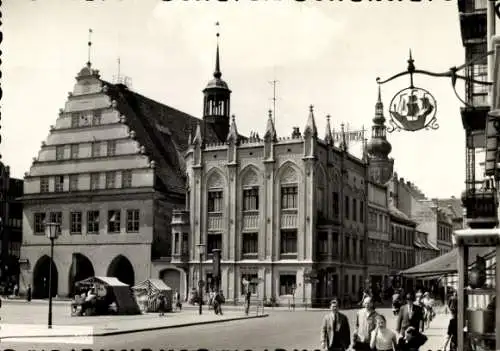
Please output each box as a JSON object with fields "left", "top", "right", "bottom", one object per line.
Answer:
{"left": 280, "top": 209, "right": 298, "bottom": 228}
{"left": 242, "top": 211, "right": 259, "bottom": 230}
{"left": 461, "top": 180, "right": 499, "bottom": 228}
{"left": 208, "top": 212, "right": 224, "bottom": 231}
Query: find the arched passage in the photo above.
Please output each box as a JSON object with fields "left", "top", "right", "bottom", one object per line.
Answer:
{"left": 68, "top": 253, "right": 95, "bottom": 296}
{"left": 107, "top": 255, "right": 135, "bottom": 286}
{"left": 160, "top": 269, "right": 181, "bottom": 295}
{"left": 32, "top": 255, "right": 58, "bottom": 299}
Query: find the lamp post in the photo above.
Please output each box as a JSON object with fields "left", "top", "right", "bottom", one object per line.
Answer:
{"left": 196, "top": 243, "right": 205, "bottom": 315}
{"left": 45, "top": 221, "right": 60, "bottom": 329}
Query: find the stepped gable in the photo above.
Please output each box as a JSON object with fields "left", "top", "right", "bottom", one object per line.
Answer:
{"left": 103, "top": 82, "right": 220, "bottom": 194}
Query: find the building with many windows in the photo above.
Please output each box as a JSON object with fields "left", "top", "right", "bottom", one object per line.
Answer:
{"left": 19, "top": 60, "right": 222, "bottom": 298}
{"left": 388, "top": 204, "right": 417, "bottom": 291}
{"left": 180, "top": 107, "right": 369, "bottom": 305}
{"left": 0, "top": 162, "right": 23, "bottom": 291}
{"left": 171, "top": 41, "right": 372, "bottom": 305}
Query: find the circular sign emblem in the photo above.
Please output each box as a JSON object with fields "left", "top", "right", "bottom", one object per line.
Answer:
{"left": 388, "top": 87, "right": 438, "bottom": 132}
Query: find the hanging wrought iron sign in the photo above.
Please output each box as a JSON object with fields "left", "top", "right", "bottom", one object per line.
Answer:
{"left": 376, "top": 50, "right": 494, "bottom": 133}
{"left": 388, "top": 87, "right": 438, "bottom": 132}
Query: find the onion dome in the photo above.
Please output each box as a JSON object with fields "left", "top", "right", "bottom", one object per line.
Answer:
{"left": 367, "top": 86, "right": 392, "bottom": 158}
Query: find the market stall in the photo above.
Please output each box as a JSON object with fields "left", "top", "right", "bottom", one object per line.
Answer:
{"left": 132, "top": 279, "right": 173, "bottom": 313}
{"left": 72, "top": 276, "right": 141, "bottom": 316}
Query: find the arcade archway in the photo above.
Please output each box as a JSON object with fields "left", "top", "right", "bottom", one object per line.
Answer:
{"left": 68, "top": 253, "right": 95, "bottom": 296}
{"left": 32, "top": 255, "right": 58, "bottom": 298}
{"left": 107, "top": 255, "right": 135, "bottom": 286}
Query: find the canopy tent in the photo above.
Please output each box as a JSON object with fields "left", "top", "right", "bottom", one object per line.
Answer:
{"left": 400, "top": 247, "right": 495, "bottom": 279}
{"left": 77, "top": 276, "right": 141, "bottom": 315}
{"left": 132, "top": 279, "right": 173, "bottom": 312}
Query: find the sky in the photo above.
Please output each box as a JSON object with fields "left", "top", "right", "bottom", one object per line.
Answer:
{"left": 3, "top": 0, "right": 468, "bottom": 199}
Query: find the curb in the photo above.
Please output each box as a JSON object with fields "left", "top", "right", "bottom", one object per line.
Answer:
{"left": 0, "top": 313, "right": 269, "bottom": 340}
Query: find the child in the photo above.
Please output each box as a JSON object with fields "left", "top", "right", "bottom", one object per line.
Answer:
{"left": 397, "top": 326, "right": 428, "bottom": 351}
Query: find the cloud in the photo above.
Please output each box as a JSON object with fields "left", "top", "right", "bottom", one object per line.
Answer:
{"left": 150, "top": 2, "right": 345, "bottom": 70}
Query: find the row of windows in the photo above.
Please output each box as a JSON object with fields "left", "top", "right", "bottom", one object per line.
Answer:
{"left": 55, "top": 140, "right": 117, "bottom": 161}
{"left": 367, "top": 240, "right": 389, "bottom": 265}
{"left": 391, "top": 249, "right": 414, "bottom": 269}
{"left": 314, "top": 232, "right": 365, "bottom": 263}
{"left": 203, "top": 229, "right": 298, "bottom": 257}
{"left": 368, "top": 211, "right": 389, "bottom": 232}
{"left": 70, "top": 110, "right": 103, "bottom": 128}
{"left": 39, "top": 170, "right": 132, "bottom": 193}
{"left": 33, "top": 209, "right": 140, "bottom": 235}
{"left": 438, "top": 225, "right": 453, "bottom": 242}
{"left": 207, "top": 185, "right": 299, "bottom": 213}
{"left": 208, "top": 187, "right": 364, "bottom": 226}
{"left": 344, "top": 195, "right": 364, "bottom": 223}
{"left": 391, "top": 224, "right": 414, "bottom": 246}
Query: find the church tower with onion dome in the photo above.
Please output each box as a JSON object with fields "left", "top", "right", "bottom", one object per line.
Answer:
{"left": 367, "top": 87, "right": 394, "bottom": 184}
{"left": 202, "top": 28, "right": 232, "bottom": 143}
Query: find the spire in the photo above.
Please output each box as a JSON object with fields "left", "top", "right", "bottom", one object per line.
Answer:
{"left": 339, "top": 123, "right": 348, "bottom": 151}
{"left": 374, "top": 85, "right": 385, "bottom": 124}
{"left": 192, "top": 123, "right": 203, "bottom": 145}
{"left": 264, "top": 109, "right": 277, "bottom": 142}
{"left": 227, "top": 115, "right": 240, "bottom": 144}
{"left": 325, "top": 115, "right": 334, "bottom": 146}
{"left": 304, "top": 105, "right": 318, "bottom": 137}
{"left": 214, "top": 22, "right": 222, "bottom": 79}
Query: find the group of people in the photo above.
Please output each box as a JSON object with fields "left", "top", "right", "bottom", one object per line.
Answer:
{"left": 321, "top": 292, "right": 435, "bottom": 351}
{"left": 207, "top": 289, "right": 225, "bottom": 315}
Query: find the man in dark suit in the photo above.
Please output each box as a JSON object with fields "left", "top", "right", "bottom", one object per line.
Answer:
{"left": 396, "top": 293, "right": 424, "bottom": 335}
{"left": 321, "top": 298, "right": 351, "bottom": 351}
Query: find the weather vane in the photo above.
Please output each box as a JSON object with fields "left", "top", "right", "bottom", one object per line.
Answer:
{"left": 376, "top": 49, "right": 494, "bottom": 133}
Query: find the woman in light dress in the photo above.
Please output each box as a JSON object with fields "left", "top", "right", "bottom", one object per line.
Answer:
{"left": 421, "top": 292, "right": 435, "bottom": 329}
{"left": 369, "top": 314, "right": 398, "bottom": 351}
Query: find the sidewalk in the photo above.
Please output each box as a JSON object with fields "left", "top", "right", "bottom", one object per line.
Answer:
{"left": 0, "top": 302, "right": 268, "bottom": 339}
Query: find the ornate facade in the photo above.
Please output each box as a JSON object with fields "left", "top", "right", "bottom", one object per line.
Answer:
{"left": 178, "top": 107, "right": 369, "bottom": 305}
{"left": 19, "top": 62, "right": 222, "bottom": 298}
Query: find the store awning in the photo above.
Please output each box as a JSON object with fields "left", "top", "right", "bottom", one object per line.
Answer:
{"left": 400, "top": 247, "right": 495, "bottom": 279}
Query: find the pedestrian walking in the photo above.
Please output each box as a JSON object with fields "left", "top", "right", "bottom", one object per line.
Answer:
{"left": 174, "top": 290, "right": 182, "bottom": 311}
{"left": 369, "top": 315, "right": 398, "bottom": 351}
{"left": 396, "top": 293, "right": 425, "bottom": 335}
{"left": 396, "top": 326, "right": 428, "bottom": 351}
{"left": 244, "top": 288, "right": 251, "bottom": 315}
{"left": 213, "top": 290, "right": 225, "bottom": 315}
{"left": 26, "top": 284, "right": 32, "bottom": 302}
{"left": 13, "top": 283, "right": 18, "bottom": 297}
{"left": 352, "top": 296, "right": 378, "bottom": 351}
{"left": 320, "top": 297, "right": 351, "bottom": 351}
{"left": 158, "top": 294, "right": 166, "bottom": 317}
{"left": 442, "top": 310, "right": 457, "bottom": 351}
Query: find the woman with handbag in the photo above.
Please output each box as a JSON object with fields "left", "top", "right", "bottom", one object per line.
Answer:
{"left": 369, "top": 315, "right": 398, "bottom": 351}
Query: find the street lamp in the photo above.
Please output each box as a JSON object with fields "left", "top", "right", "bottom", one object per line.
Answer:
{"left": 45, "top": 221, "right": 60, "bottom": 329}
{"left": 196, "top": 243, "right": 205, "bottom": 315}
